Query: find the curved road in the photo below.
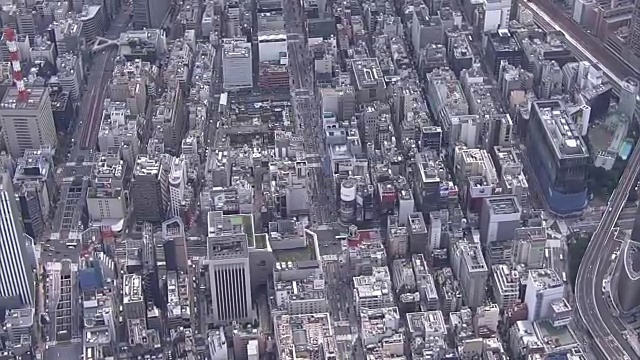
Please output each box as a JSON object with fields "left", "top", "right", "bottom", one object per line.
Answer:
{"left": 575, "top": 141, "right": 640, "bottom": 359}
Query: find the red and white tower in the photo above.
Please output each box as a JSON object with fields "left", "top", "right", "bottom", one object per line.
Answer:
{"left": 3, "top": 27, "right": 28, "bottom": 102}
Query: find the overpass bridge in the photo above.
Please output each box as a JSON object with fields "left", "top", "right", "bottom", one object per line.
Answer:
{"left": 90, "top": 36, "right": 119, "bottom": 53}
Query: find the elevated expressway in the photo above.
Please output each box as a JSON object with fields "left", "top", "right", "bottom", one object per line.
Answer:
{"left": 520, "top": 2, "right": 640, "bottom": 358}
{"left": 574, "top": 141, "right": 639, "bottom": 360}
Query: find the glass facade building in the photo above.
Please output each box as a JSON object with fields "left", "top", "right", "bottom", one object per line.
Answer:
{"left": 526, "top": 100, "right": 589, "bottom": 214}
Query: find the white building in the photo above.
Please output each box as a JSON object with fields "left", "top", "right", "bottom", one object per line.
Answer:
{"left": 273, "top": 262, "right": 328, "bottom": 314}
{"left": 77, "top": 5, "right": 103, "bottom": 40}
{"left": 87, "top": 152, "right": 126, "bottom": 224}
{"left": 474, "top": 303, "right": 500, "bottom": 333}
{"left": 480, "top": 195, "right": 522, "bottom": 266}
{"left": 206, "top": 211, "right": 253, "bottom": 324}
{"left": 397, "top": 189, "right": 414, "bottom": 226}
{"left": 222, "top": 39, "right": 253, "bottom": 91}
{"left": 97, "top": 101, "right": 140, "bottom": 167}
{"left": 429, "top": 211, "right": 443, "bottom": 251}
{"left": 491, "top": 264, "right": 520, "bottom": 309}
{"left": 168, "top": 157, "right": 186, "bottom": 218}
{"left": 524, "top": 269, "right": 564, "bottom": 321}
{"left": 482, "top": 0, "right": 512, "bottom": 32}
{"left": 0, "top": 173, "right": 34, "bottom": 307}
{"left": 353, "top": 266, "right": 395, "bottom": 311}
{"left": 208, "top": 328, "right": 228, "bottom": 360}
{"left": 0, "top": 87, "right": 57, "bottom": 158}
{"left": 56, "top": 53, "right": 83, "bottom": 100}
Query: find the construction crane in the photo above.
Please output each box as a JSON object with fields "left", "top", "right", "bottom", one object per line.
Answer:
{"left": 3, "top": 27, "right": 28, "bottom": 101}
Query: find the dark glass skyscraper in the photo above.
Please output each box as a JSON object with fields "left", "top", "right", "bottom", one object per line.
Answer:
{"left": 132, "top": 0, "right": 170, "bottom": 30}
{"left": 526, "top": 100, "right": 590, "bottom": 215}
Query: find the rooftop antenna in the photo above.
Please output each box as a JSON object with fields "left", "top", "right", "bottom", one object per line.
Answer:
{"left": 3, "top": 27, "right": 28, "bottom": 102}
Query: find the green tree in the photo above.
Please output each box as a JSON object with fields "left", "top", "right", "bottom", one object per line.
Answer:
{"left": 587, "top": 158, "right": 626, "bottom": 198}
{"left": 567, "top": 232, "right": 593, "bottom": 288}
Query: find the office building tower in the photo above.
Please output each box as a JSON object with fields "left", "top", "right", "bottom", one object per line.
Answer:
{"left": 86, "top": 152, "right": 126, "bottom": 223}
{"left": 387, "top": 216, "right": 408, "bottom": 258}
{"left": 162, "top": 218, "right": 188, "bottom": 271}
{"left": 0, "top": 173, "right": 34, "bottom": 308}
{"left": 131, "top": 155, "right": 166, "bottom": 223}
{"left": 420, "top": 126, "right": 443, "bottom": 153}
{"left": 619, "top": 77, "right": 639, "bottom": 121}
{"left": 13, "top": 147, "right": 55, "bottom": 229}
{"left": 524, "top": 269, "right": 565, "bottom": 322}
{"left": 619, "top": 257, "right": 640, "bottom": 312}
{"left": 0, "top": 88, "right": 57, "bottom": 158}
{"left": 321, "top": 86, "right": 356, "bottom": 122}
{"left": 78, "top": 5, "right": 104, "bottom": 40}
{"left": 428, "top": 211, "right": 443, "bottom": 252}
{"left": 482, "top": 0, "right": 512, "bottom": 32}
{"left": 451, "top": 241, "right": 488, "bottom": 308}
{"left": 56, "top": 53, "right": 83, "bottom": 101}
{"left": 415, "top": 151, "right": 444, "bottom": 213}
{"left": 16, "top": 9, "right": 35, "bottom": 43}
{"left": 206, "top": 211, "right": 253, "bottom": 325}
{"left": 350, "top": 58, "right": 387, "bottom": 104}
{"left": 408, "top": 212, "right": 428, "bottom": 254}
{"left": 412, "top": 5, "right": 444, "bottom": 57}
{"left": 132, "top": 0, "right": 170, "bottom": 30}
{"left": 16, "top": 182, "right": 45, "bottom": 240}
{"left": 222, "top": 39, "right": 253, "bottom": 91}
{"left": 485, "top": 30, "right": 524, "bottom": 77}
{"left": 479, "top": 196, "right": 521, "bottom": 266}
{"left": 511, "top": 226, "right": 546, "bottom": 268}
{"left": 526, "top": 100, "right": 589, "bottom": 215}
{"left": 631, "top": 1, "right": 640, "bottom": 56}
{"left": 49, "top": 19, "right": 83, "bottom": 55}
{"left": 168, "top": 157, "right": 186, "bottom": 219}
{"left": 491, "top": 264, "right": 520, "bottom": 310}
{"left": 616, "top": 205, "right": 640, "bottom": 314}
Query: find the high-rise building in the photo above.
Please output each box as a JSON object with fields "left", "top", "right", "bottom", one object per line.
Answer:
{"left": 482, "top": 0, "right": 513, "bottom": 32}
{"left": 525, "top": 100, "right": 589, "bottom": 215}
{"left": 619, "top": 77, "right": 639, "bottom": 121}
{"left": 616, "top": 205, "right": 640, "bottom": 314}
{"left": 0, "top": 87, "right": 57, "bottom": 158}
{"left": 491, "top": 264, "right": 520, "bottom": 310}
{"left": 168, "top": 157, "right": 186, "bottom": 218}
{"left": 407, "top": 212, "right": 428, "bottom": 254}
{"left": 451, "top": 240, "right": 488, "bottom": 308}
{"left": 479, "top": 196, "right": 521, "bottom": 266}
{"left": 631, "top": 1, "right": 640, "bottom": 56}
{"left": 86, "top": 152, "right": 126, "bottom": 223}
{"left": 0, "top": 173, "right": 34, "bottom": 308}
{"left": 205, "top": 211, "right": 253, "bottom": 325}
{"left": 131, "top": 155, "right": 166, "bottom": 223}
{"left": 524, "top": 269, "right": 564, "bottom": 322}
{"left": 485, "top": 30, "right": 523, "bottom": 77}
{"left": 132, "top": 0, "right": 171, "bottom": 30}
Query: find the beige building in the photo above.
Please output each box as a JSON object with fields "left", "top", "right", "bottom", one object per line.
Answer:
{"left": 0, "top": 88, "right": 57, "bottom": 158}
